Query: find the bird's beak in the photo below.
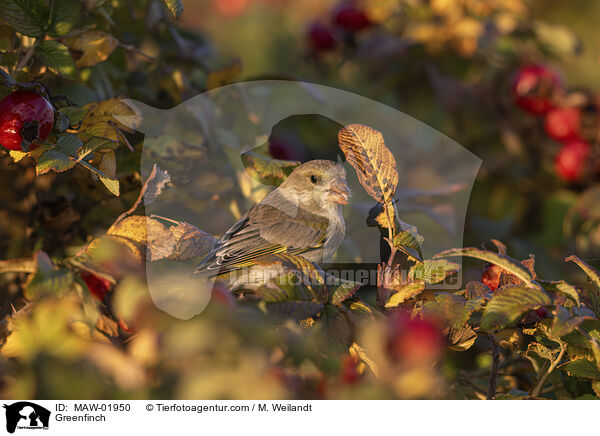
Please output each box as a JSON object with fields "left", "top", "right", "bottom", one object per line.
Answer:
{"left": 325, "top": 178, "right": 350, "bottom": 205}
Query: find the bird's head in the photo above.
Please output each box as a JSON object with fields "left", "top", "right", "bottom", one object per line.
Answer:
{"left": 280, "top": 160, "right": 350, "bottom": 215}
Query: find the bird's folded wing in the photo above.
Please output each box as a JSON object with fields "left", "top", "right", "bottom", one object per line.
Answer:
{"left": 193, "top": 205, "right": 328, "bottom": 277}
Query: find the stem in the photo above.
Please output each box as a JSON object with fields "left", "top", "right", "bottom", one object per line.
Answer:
{"left": 119, "top": 42, "right": 155, "bottom": 62}
{"left": 0, "top": 258, "right": 36, "bottom": 274}
{"left": 12, "top": 41, "right": 37, "bottom": 75}
{"left": 487, "top": 341, "right": 500, "bottom": 399}
{"left": 530, "top": 342, "right": 565, "bottom": 398}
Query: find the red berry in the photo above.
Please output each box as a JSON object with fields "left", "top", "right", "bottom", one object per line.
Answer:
{"left": 387, "top": 313, "right": 444, "bottom": 364}
{"left": 340, "top": 354, "right": 361, "bottom": 384}
{"left": 333, "top": 3, "right": 371, "bottom": 31}
{"left": 0, "top": 90, "right": 54, "bottom": 152}
{"left": 308, "top": 22, "right": 337, "bottom": 52}
{"left": 544, "top": 107, "right": 582, "bottom": 142}
{"left": 555, "top": 139, "right": 590, "bottom": 182}
{"left": 482, "top": 264, "right": 503, "bottom": 292}
{"left": 80, "top": 271, "right": 112, "bottom": 301}
{"left": 512, "top": 65, "right": 562, "bottom": 116}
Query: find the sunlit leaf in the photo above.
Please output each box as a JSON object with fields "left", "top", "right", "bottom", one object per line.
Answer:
{"left": 63, "top": 30, "right": 119, "bottom": 67}
{"left": 480, "top": 287, "right": 551, "bottom": 331}
{"left": 338, "top": 124, "right": 398, "bottom": 203}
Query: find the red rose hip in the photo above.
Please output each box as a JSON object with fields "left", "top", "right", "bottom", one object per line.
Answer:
{"left": 544, "top": 107, "right": 581, "bottom": 142}
{"left": 512, "top": 65, "right": 562, "bottom": 116}
{"left": 333, "top": 3, "right": 371, "bottom": 31}
{"left": 308, "top": 22, "right": 337, "bottom": 52}
{"left": 555, "top": 139, "right": 590, "bottom": 182}
{"left": 0, "top": 90, "right": 54, "bottom": 152}
{"left": 482, "top": 264, "right": 503, "bottom": 292}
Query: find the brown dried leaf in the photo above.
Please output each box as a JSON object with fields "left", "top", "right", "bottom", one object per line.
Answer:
{"left": 338, "top": 124, "right": 398, "bottom": 203}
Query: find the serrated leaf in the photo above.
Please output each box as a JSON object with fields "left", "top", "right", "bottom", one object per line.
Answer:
{"left": 434, "top": 247, "right": 539, "bottom": 289}
{"left": 385, "top": 282, "right": 425, "bottom": 307}
{"left": 77, "top": 137, "right": 116, "bottom": 161}
{"left": 241, "top": 151, "right": 300, "bottom": 186}
{"left": 328, "top": 279, "right": 362, "bottom": 306}
{"left": 35, "top": 40, "right": 76, "bottom": 79}
{"left": 26, "top": 252, "right": 73, "bottom": 298}
{"left": 36, "top": 149, "right": 75, "bottom": 175}
{"left": 422, "top": 293, "right": 471, "bottom": 330}
{"left": 448, "top": 325, "right": 477, "bottom": 351}
{"left": 566, "top": 255, "right": 600, "bottom": 316}
{"left": 0, "top": 0, "right": 48, "bottom": 37}
{"left": 80, "top": 98, "right": 141, "bottom": 141}
{"left": 540, "top": 279, "right": 580, "bottom": 306}
{"left": 480, "top": 287, "right": 552, "bottom": 331}
{"left": 257, "top": 253, "right": 325, "bottom": 286}
{"left": 564, "top": 359, "right": 600, "bottom": 380}
{"left": 524, "top": 342, "right": 554, "bottom": 373}
{"left": 48, "top": 0, "right": 80, "bottom": 36}
{"left": 56, "top": 134, "right": 82, "bottom": 157}
{"left": 54, "top": 110, "right": 70, "bottom": 132}
{"left": 322, "top": 304, "right": 353, "bottom": 351}
{"left": 59, "top": 106, "right": 87, "bottom": 126}
{"left": 465, "top": 281, "right": 492, "bottom": 299}
{"left": 161, "top": 0, "right": 183, "bottom": 19}
{"left": 409, "top": 259, "right": 460, "bottom": 284}
{"left": 393, "top": 230, "right": 423, "bottom": 261}
{"left": 63, "top": 30, "right": 119, "bottom": 67}
{"left": 551, "top": 306, "right": 586, "bottom": 338}
{"left": 338, "top": 123, "right": 398, "bottom": 203}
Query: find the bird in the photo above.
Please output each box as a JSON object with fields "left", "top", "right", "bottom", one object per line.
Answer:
{"left": 193, "top": 159, "right": 350, "bottom": 289}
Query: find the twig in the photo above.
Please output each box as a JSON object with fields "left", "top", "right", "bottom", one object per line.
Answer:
{"left": 119, "top": 42, "right": 155, "bottom": 62}
{"left": 487, "top": 341, "right": 500, "bottom": 399}
{"left": 530, "top": 342, "right": 566, "bottom": 398}
{"left": 12, "top": 41, "right": 37, "bottom": 75}
{"left": 0, "top": 257, "right": 36, "bottom": 274}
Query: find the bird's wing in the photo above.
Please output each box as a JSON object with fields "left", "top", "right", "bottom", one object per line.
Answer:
{"left": 193, "top": 203, "right": 328, "bottom": 277}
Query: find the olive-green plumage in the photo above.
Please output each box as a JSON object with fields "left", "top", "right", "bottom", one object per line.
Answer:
{"left": 194, "top": 160, "right": 350, "bottom": 282}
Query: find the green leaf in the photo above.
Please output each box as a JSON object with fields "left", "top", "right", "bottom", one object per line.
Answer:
{"left": 409, "top": 259, "right": 460, "bottom": 284}
{"left": 241, "top": 151, "right": 300, "bottom": 186}
{"left": 161, "top": 0, "right": 183, "bottom": 19}
{"left": 422, "top": 293, "right": 472, "bottom": 330}
{"left": 77, "top": 137, "right": 116, "bottom": 161}
{"left": 524, "top": 342, "right": 554, "bottom": 373}
{"left": 36, "top": 149, "right": 75, "bottom": 175}
{"left": 35, "top": 40, "right": 76, "bottom": 79}
{"left": 566, "top": 255, "right": 600, "bottom": 316}
{"left": 321, "top": 304, "right": 353, "bottom": 352}
{"left": 551, "top": 307, "right": 586, "bottom": 338}
{"left": 393, "top": 230, "right": 423, "bottom": 261}
{"left": 56, "top": 134, "right": 82, "bottom": 157}
{"left": 564, "top": 359, "right": 600, "bottom": 380}
{"left": 0, "top": 0, "right": 49, "bottom": 37}
{"left": 480, "top": 287, "right": 552, "bottom": 331}
{"left": 434, "top": 247, "right": 539, "bottom": 289}
{"left": 329, "top": 279, "right": 362, "bottom": 306}
{"left": 26, "top": 252, "right": 73, "bottom": 298}
{"left": 48, "top": 0, "right": 81, "bottom": 36}
{"left": 540, "top": 280, "right": 580, "bottom": 306}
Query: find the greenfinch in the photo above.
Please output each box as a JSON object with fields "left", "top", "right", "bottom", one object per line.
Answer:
{"left": 194, "top": 160, "right": 350, "bottom": 286}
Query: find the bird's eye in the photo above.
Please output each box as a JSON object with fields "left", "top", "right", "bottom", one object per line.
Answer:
{"left": 310, "top": 175, "right": 318, "bottom": 184}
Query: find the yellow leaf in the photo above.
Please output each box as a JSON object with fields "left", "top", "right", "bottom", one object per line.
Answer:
{"left": 338, "top": 124, "right": 399, "bottom": 203}
{"left": 385, "top": 282, "right": 425, "bottom": 307}
{"left": 206, "top": 59, "right": 242, "bottom": 90}
{"left": 63, "top": 30, "right": 119, "bottom": 67}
